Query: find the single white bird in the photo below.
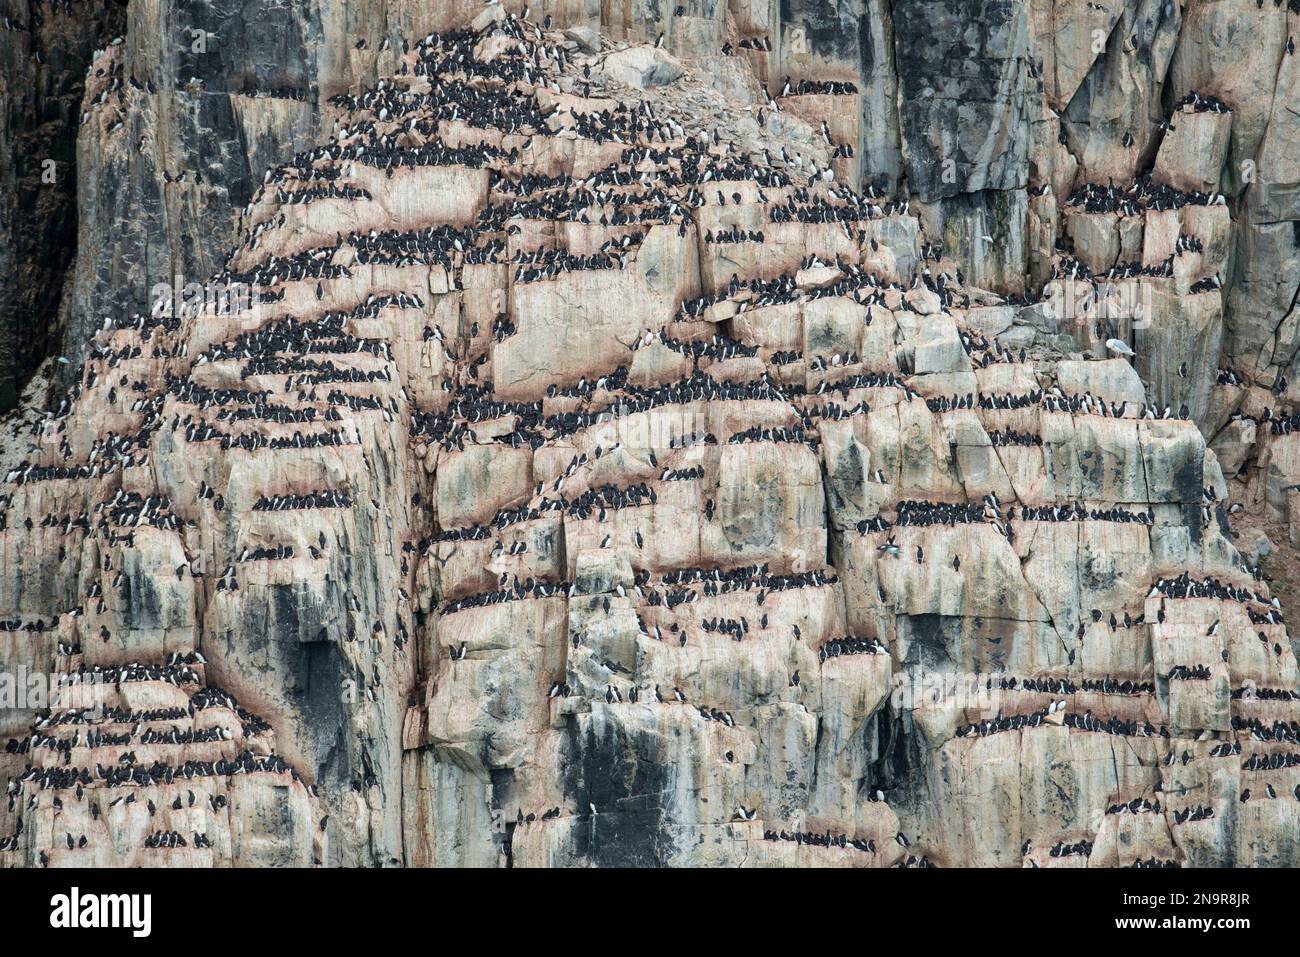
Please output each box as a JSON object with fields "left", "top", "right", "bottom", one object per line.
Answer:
{"left": 1105, "top": 338, "right": 1136, "bottom": 357}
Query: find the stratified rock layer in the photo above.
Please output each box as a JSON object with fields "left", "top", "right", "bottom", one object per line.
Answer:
{"left": 1, "top": 3, "right": 1299, "bottom": 868}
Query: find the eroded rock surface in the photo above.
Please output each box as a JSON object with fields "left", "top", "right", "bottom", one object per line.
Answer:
{"left": 1, "top": 2, "right": 1299, "bottom": 868}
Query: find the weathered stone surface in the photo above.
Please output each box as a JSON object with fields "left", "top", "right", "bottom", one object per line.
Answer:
{"left": 1153, "top": 107, "right": 1231, "bottom": 195}
{"left": 0, "top": 1, "right": 127, "bottom": 408}
{"left": 1, "top": 0, "right": 1299, "bottom": 872}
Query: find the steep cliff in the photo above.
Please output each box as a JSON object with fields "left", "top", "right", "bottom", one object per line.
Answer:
{"left": 1, "top": 0, "right": 1299, "bottom": 868}
{"left": 0, "top": 0, "right": 128, "bottom": 408}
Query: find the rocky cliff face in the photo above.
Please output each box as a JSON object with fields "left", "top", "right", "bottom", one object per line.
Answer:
{"left": 1, "top": 0, "right": 1299, "bottom": 868}
{"left": 0, "top": 0, "right": 128, "bottom": 408}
